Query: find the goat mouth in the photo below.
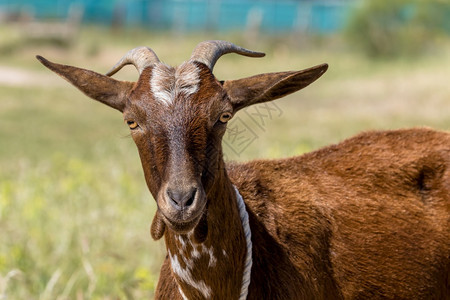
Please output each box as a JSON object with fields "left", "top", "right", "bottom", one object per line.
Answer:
{"left": 160, "top": 208, "right": 204, "bottom": 234}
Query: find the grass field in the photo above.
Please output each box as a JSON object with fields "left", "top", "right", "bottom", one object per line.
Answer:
{"left": 0, "top": 25, "right": 449, "bottom": 298}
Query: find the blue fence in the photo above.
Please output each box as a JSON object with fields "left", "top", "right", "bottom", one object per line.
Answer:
{"left": 0, "top": 0, "right": 355, "bottom": 34}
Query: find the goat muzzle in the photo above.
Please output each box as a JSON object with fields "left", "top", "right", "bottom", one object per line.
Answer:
{"left": 157, "top": 183, "right": 207, "bottom": 234}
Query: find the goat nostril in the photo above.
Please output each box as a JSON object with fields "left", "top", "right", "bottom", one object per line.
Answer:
{"left": 166, "top": 190, "right": 179, "bottom": 206}
{"left": 167, "top": 187, "right": 197, "bottom": 209}
{"left": 185, "top": 189, "right": 196, "bottom": 207}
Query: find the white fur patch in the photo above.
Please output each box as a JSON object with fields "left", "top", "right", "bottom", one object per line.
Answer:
{"left": 177, "top": 235, "right": 187, "bottom": 251}
{"left": 169, "top": 250, "right": 212, "bottom": 299}
{"left": 170, "top": 234, "right": 219, "bottom": 299}
{"left": 150, "top": 62, "right": 200, "bottom": 105}
{"left": 222, "top": 249, "right": 228, "bottom": 258}
{"left": 208, "top": 247, "right": 217, "bottom": 268}
{"left": 192, "top": 245, "right": 201, "bottom": 259}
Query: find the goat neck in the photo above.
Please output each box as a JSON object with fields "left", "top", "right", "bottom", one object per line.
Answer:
{"left": 162, "top": 159, "right": 248, "bottom": 299}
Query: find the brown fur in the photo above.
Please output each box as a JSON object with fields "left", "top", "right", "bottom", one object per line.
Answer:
{"left": 228, "top": 128, "right": 450, "bottom": 299}
{"left": 37, "top": 43, "right": 450, "bottom": 299}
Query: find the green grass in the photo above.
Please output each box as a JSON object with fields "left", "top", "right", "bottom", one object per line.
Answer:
{"left": 0, "top": 25, "right": 449, "bottom": 298}
{"left": 1, "top": 155, "right": 164, "bottom": 298}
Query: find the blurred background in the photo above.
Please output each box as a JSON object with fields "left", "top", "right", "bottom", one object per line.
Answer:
{"left": 0, "top": 0, "right": 449, "bottom": 298}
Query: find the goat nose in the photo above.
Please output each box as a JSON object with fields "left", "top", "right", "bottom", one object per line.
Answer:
{"left": 166, "top": 187, "right": 197, "bottom": 210}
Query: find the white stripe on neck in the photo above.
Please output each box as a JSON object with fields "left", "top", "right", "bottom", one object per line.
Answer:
{"left": 234, "top": 185, "right": 253, "bottom": 300}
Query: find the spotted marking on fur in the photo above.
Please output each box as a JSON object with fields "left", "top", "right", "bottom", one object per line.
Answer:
{"left": 170, "top": 234, "right": 220, "bottom": 298}
{"left": 169, "top": 250, "right": 212, "bottom": 299}
{"left": 208, "top": 247, "right": 217, "bottom": 267}
{"left": 175, "top": 234, "right": 217, "bottom": 268}
{"left": 177, "top": 235, "right": 187, "bottom": 251}
{"left": 150, "top": 62, "right": 200, "bottom": 105}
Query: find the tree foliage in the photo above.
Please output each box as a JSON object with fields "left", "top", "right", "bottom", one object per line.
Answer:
{"left": 346, "top": 0, "right": 449, "bottom": 57}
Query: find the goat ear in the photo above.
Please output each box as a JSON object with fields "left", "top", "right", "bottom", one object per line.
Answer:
{"left": 36, "top": 55, "right": 134, "bottom": 112}
{"left": 223, "top": 63, "right": 328, "bottom": 112}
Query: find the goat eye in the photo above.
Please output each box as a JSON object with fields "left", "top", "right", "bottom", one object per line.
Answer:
{"left": 219, "top": 112, "right": 232, "bottom": 123}
{"left": 126, "top": 120, "right": 139, "bottom": 130}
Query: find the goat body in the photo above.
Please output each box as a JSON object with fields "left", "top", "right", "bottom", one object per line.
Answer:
{"left": 230, "top": 128, "right": 450, "bottom": 299}
{"left": 37, "top": 41, "right": 450, "bottom": 299}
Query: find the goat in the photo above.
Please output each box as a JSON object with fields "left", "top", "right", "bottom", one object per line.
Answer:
{"left": 37, "top": 40, "right": 450, "bottom": 299}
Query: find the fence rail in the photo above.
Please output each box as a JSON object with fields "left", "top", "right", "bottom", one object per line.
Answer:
{"left": 0, "top": 0, "right": 355, "bottom": 34}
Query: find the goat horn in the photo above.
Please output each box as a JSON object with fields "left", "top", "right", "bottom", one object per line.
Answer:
{"left": 106, "top": 46, "right": 160, "bottom": 77}
{"left": 190, "top": 40, "right": 265, "bottom": 71}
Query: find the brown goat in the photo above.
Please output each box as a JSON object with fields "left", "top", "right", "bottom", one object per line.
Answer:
{"left": 37, "top": 40, "right": 450, "bottom": 299}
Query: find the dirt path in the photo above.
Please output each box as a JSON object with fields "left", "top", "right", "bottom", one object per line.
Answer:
{"left": 0, "top": 65, "right": 64, "bottom": 87}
